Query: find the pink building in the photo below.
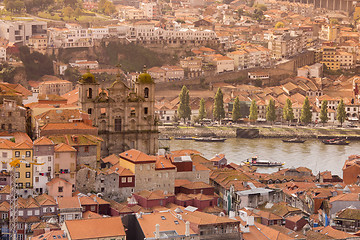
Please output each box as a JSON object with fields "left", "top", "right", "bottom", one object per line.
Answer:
{"left": 46, "top": 177, "right": 72, "bottom": 198}
{"left": 54, "top": 143, "right": 77, "bottom": 191}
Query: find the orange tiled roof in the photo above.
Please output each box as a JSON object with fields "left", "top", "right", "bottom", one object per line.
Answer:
{"left": 119, "top": 149, "right": 156, "bottom": 163}
{"left": 33, "top": 136, "right": 54, "bottom": 146}
{"left": 57, "top": 197, "right": 81, "bottom": 209}
{"left": 54, "top": 143, "right": 76, "bottom": 152}
{"left": 64, "top": 217, "right": 126, "bottom": 239}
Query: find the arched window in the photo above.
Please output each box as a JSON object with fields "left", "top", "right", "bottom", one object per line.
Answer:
{"left": 88, "top": 108, "right": 92, "bottom": 115}
{"left": 87, "top": 88, "right": 93, "bottom": 99}
{"left": 144, "top": 87, "right": 149, "bottom": 98}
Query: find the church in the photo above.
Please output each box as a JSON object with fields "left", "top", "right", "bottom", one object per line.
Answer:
{"left": 78, "top": 70, "right": 159, "bottom": 156}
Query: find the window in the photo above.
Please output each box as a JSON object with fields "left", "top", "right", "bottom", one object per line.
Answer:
{"left": 128, "top": 177, "right": 132, "bottom": 182}
{"left": 2, "top": 163, "right": 6, "bottom": 170}
{"left": 15, "top": 151, "right": 20, "bottom": 157}
{"left": 2, "top": 213, "right": 7, "bottom": 219}
{"left": 84, "top": 146, "right": 89, "bottom": 152}
{"left": 87, "top": 88, "right": 93, "bottom": 99}
{"left": 35, "top": 177, "right": 39, "bottom": 182}
{"left": 2, "top": 152, "right": 7, "bottom": 158}
{"left": 48, "top": 166, "right": 51, "bottom": 172}
{"left": 122, "top": 177, "right": 126, "bottom": 183}
{"left": 144, "top": 107, "right": 148, "bottom": 115}
{"left": 15, "top": 172, "right": 20, "bottom": 178}
{"left": 1, "top": 124, "right": 4, "bottom": 130}
{"left": 27, "top": 210, "right": 32, "bottom": 216}
{"left": 88, "top": 108, "right": 92, "bottom": 115}
{"left": 26, "top": 163, "right": 30, "bottom": 168}
{"left": 25, "top": 182, "right": 30, "bottom": 188}
{"left": 48, "top": 156, "right": 52, "bottom": 161}
{"left": 8, "top": 124, "right": 11, "bottom": 130}
{"left": 8, "top": 112, "right": 11, "bottom": 117}
{"left": 55, "top": 153, "right": 59, "bottom": 158}
{"left": 91, "top": 206, "right": 96, "bottom": 211}
{"left": 144, "top": 87, "right": 149, "bottom": 98}
{"left": 130, "top": 108, "right": 136, "bottom": 117}
{"left": 26, "top": 172, "right": 30, "bottom": 178}
{"left": 58, "top": 187, "right": 63, "bottom": 193}
{"left": 115, "top": 118, "right": 121, "bottom": 132}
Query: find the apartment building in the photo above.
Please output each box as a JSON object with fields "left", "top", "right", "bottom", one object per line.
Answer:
{"left": 0, "top": 20, "right": 47, "bottom": 44}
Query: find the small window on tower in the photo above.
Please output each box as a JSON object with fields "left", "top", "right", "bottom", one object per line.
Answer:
{"left": 88, "top": 108, "right": 92, "bottom": 115}
{"left": 144, "top": 107, "right": 148, "bottom": 115}
{"left": 144, "top": 87, "right": 149, "bottom": 98}
{"left": 87, "top": 88, "right": 93, "bottom": 99}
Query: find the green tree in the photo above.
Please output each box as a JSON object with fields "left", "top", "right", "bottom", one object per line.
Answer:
{"left": 74, "top": 7, "right": 82, "bottom": 18}
{"left": 266, "top": 99, "right": 276, "bottom": 124}
{"left": 320, "top": 100, "right": 329, "bottom": 125}
{"left": 198, "top": 98, "right": 206, "bottom": 121}
{"left": 104, "top": 1, "right": 115, "bottom": 15}
{"left": 63, "top": 6, "right": 74, "bottom": 18}
{"left": 249, "top": 99, "right": 258, "bottom": 122}
{"left": 283, "top": 99, "right": 294, "bottom": 124}
{"left": 178, "top": 86, "right": 191, "bottom": 123}
{"left": 19, "top": 46, "right": 53, "bottom": 80}
{"left": 337, "top": 99, "right": 346, "bottom": 126}
{"left": 232, "top": 97, "right": 241, "bottom": 122}
{"left": 213, "top": 88, "right": 225, "bottom": 122}
{"left": 300, "top": 96, "right": 312, "bottom": 124}
{"left": 240, "top": 102, "right": 249, "bottom": 118}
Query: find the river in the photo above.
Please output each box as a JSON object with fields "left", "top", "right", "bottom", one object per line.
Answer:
{"left": 168, "top": 138, "right": 360, "bottom": 177}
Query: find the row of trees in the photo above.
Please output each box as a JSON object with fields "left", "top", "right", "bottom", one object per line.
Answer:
{"left": 177, "top": 86, "right": 347, "bottom": 126}
{"left": 249, "top": 97, "right": 347, "bottom": 125}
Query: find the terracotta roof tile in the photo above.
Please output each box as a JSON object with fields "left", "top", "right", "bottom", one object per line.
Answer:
{"left": 64, "top": 217, "right": 126, "bottom": 239}
{"left": 57, "top": 197, "right": 81, "bottom": 209}
{"left": 33, "top": 136, "right": 54, "bottom": 146}
{"left": 54, "top": 143, "right": 76, "bottom": 152}
{"left": 119, "top": 149, "right": 156, "bottom": 163}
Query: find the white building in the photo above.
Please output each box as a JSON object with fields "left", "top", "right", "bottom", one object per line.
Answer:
{"left": 69, "top": 60, "right": 99, "bottom": 70}
{"left": 0, "top": 20, "right": 47, "bottom": 44}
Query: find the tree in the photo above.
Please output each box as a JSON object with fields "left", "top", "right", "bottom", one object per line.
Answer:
{"left": 337, "top": 99, "right": 346, "bottom": 127}
{"left": 178, "top": 86, "right": 191, "bottom": 123}
{"left": 240, "top": 102, "right": 249, "bottom": 118}
{"left": 249, "top": 100, "right": 258, "bottom": 122}
{"left": 283, "top": 99, "right": 294, "bottom": 124}
{"left": 232, "top": 97, "right": 241, "bottom": 122}
{"left": 266, "top": 99, "right": 276, "bottom": 124}
{"left": 213, "top": 88, "right": 225, "bottom": 122}
{"left": 198, "top": 98, "right": 206, "bottom": 121}
{"left": 104, "top": 1, "right": 116, "bottom": 15}
{"left": 300, "top": 96, "right": 312, "bottom": 124}
{"left": 74, "top": 7, "right": 82, "bottom": 18}
{"left": 63, "top": 6, "right": 74, "bottom": 18}
{"left": 19, "top": 46, "right": 53, "bottom": 80}
{"left": 320, "top": 100, "right": 329, "bottom": 125}
{"left": 275, "top": 21, "right": 284, "bottom": 29}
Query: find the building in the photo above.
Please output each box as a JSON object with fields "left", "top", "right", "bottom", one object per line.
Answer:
{"left": 213, "top": 56, "right": 234, "bottom": 73}
{"left": 38, "top": 77, "right": 73, "bottom": 96}
{"left": 0, "top": 47, "right": 6, "bottom": 61}
{"left": 13, "top": 141, "right": 34, "bottom": 190}
{"left": 0, "top": 20, "right": 47, "bottom": 44}
{"left": 54, "top": 143, "right": 77, "bottom": 191}
{"left": 342, "top": 155, "right": 360, "bottom": 185}
{"left": 29, "top": 35, "right": 47, "bottom": 54}
{"left": 0, "top": 99, "right": 27, "bottom": 133}
{"left": 69, "top": 60, "right": 99, "bottom": 70}
{"left": 33, "top": 137, "right": 55, "bottom": 195}
{"left": 61, "top": 217, "right": 126, "bottom": 240}
{"left": 78, "top": 71, "right": 158, "bottom": 156}
{"left": 135, "top": 211, "right": 198, "bottom": 239}
{"left": 57, "top": 196, "right": 82, "bottom": 223}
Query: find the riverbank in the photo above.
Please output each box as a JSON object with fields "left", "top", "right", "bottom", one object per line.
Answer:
{"left": 159, "top": 125, "right": 360, "bottom": 139}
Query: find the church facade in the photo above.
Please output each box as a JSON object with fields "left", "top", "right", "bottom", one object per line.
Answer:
{"left": 78, "top": 71, "right": 158, "bottom": 156}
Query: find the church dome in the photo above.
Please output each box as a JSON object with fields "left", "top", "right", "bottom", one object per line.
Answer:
{"left": 137, "top": 73, "right": 154, "bottom": 84}
{"left": 79, "top": 73, "right": 97, "bottom": 84}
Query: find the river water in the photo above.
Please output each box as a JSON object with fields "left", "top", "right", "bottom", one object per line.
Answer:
{"left": 168, "top": 138, "right": 360, "bottom": 177}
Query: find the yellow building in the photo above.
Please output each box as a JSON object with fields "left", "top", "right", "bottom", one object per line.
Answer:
{"left": 320, "top": 47, "right": 340, "bottom": 70}
{"left": 354, "top": 3, "right": 360, "bottom": 21}
{"left": 13, "top": 141, "right": 34, "bottom": 189}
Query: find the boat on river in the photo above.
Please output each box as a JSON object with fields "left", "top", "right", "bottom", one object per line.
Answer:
{"left": 282, "top": 138, "right": 306, "bottom": 143}
{"left": 243, "top": 156, "right": 284, "bottom": 167}
{"left": 193, "top": 137, "right": 226, "bottom": 142}
{"left": 174, "top": 136, "right": 194, "bottom": 140}
{"left": 322, "top": 138, "right": 350, "bottom": 145}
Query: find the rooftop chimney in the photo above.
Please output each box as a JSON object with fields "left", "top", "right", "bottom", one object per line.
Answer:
{"left": 155, "top": 224, "right": 160, "bottom": 239}
{"left": 185, "top": 221, "right": 190, "bottom": 237}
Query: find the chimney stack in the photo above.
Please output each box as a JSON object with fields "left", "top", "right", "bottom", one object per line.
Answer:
{"left": 155, "top": 224, "right": 160, "bottom": 239}
{"left": 185, "top": 221, "right": 190, "bottom": 237}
